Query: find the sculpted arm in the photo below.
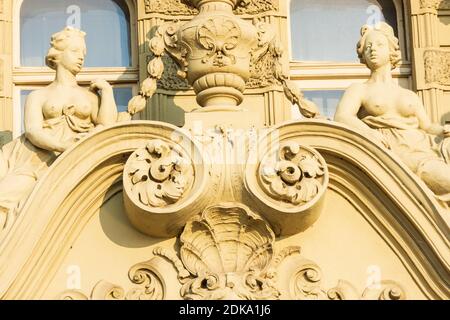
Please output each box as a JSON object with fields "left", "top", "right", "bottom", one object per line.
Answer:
{"left": 24, "top": 91, "right": 67, "bottom": 153}
{"left": 414, "top": 95, "right": 445, "bottom": 136}
{"left": 89, "top": 79, "right": 118, "bottom": 126}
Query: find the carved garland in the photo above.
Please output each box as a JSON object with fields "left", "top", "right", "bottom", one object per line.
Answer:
{"left": 60, "top": 204, "right": 406, "bottom": 300}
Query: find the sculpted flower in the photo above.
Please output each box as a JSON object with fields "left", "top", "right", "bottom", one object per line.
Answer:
{"left": 141, "top": 78, "right": 157, "bottom": 98}
{"left": 261, "top": 143, "right": 326, "bottom": 205}
{"left": 127, "top": 139, "right": 192, "bottom": 208}
{"left": 147, "top": 57, "right": 164, "bottom": 79}
{"left": 298, "top": 155, "right": 325, "bottom": 178}
{"left": 127, "top": 94, "right": 147, "bottom": 115}
{"left": 149, "top": 37, "right": 165, "bottom": 56}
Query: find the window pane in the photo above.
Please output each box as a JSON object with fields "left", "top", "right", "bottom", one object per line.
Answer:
{"left": 113, "top": 87, "right": 133, "bottom": 113}
{"left": 290, "top": 0, "right": 398, "bottom": 62}
{"left": 21, "top": 0, "right": 131, "bottom": 67}
{"left": 303, "top": 90, "right": 344, "bottom": 119}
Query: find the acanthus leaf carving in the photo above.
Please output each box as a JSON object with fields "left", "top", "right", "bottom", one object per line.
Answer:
{"left": 144, "top": 0, "right": 278, "bottom": 16}
{"left": 59, "top": 269, "right": 164, "bottom": 300}
{"left": 234, "top": 0, "right": 278, "bottom": 15}
{"left": 59, "top": 203, "right": 407, "bottom": 301}
{"left": 125, "top": 139, "right": 194, "bottom": 208}
{"left": 420, "top": 0, "right": 443, "bottom": 9}
{"left": 144, "top": 0, "right": 198, "bottom": 15}
{"left": 260, "top": 142, "right": 326, "bottom": 206}
{"left": 288, "top": 255, "right": 406, "bottom": 300}
{"left": 250, "top": 20, "right": 320, "bottom": 117}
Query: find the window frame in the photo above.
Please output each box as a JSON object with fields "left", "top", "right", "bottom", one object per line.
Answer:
{"left": 287, "top": 0, "right": 412, "bottom": 111}
{"left": 11, "top": 0, "right": 139, "bottom": 138}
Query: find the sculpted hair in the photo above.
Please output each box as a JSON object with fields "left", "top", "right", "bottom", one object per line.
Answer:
{"left": 45, "top": 27, "right": 86, "bottom": 70}
{"left": 357, "top": 22, "right": 402, "bottom": 69}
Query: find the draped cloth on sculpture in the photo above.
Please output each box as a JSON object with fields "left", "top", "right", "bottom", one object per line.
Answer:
{"left": 0, "top": 112, "right": 94, "bottom": 231}
{"left": 363, "top": 115, "right": 450, "bottom": 202}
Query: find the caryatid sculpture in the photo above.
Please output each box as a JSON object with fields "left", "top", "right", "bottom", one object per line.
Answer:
{"left": 334, "top": 22, "right": 450, "bottom": 203}
{"left": 0, "top": 27, "right": 131, "bottom": 232}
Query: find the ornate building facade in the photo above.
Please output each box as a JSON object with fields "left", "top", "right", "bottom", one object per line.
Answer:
{"left": 0, "top": 0, "right": 449, "bottom": 300}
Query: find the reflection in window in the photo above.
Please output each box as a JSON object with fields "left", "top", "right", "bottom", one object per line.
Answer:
{"left": 290, "top": 0, "right": 398, "bottom": 62}
{"left": 303, "top": 90, "right": 344, "bottom": 119}
{"left": 21, "top": 0, "right": 131, "bottom": 67}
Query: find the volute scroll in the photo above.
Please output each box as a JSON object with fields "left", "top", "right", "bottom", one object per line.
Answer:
{"left": 245, "top": 127, "right": 329, "bottom": 236}
{"left": 123, "top": 129, "right": 212, "bottom": 238}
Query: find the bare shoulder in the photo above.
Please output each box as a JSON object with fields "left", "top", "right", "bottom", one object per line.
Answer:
{"left": 84, "top": 87, "right": 100, "bottom": 104}
{"left": 345, "top": 82, "right": 366, "bottom": 94}
{"left": 25, "top": 87, "right": 49, "bottom": 105}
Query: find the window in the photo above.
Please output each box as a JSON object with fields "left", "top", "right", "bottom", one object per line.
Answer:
{"left": 289, "top": 0, "right": 410, "bottom": 119}
{"left": 12, "top": 0, "right": 138, "bottom": 137}
{"left": 291, "top": 0, "right": 398, "bottom": 62}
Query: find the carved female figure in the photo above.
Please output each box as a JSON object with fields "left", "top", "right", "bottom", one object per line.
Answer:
{"left": 0, "top": 27, "right": 119, "bottom": 230}
{"left": 334, "top": 22, "right": 450, "bottom": 202}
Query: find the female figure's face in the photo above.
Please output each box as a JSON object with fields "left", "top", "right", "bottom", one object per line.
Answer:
{"left": 363, "top": 31, "right": 391, "bottom": 70}
{"left": 58, "top": 37, "right": 87, "bottom": 75}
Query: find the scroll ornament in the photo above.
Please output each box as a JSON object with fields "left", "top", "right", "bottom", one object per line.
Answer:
{"left": 260, "top": 142, "right": 326, "bottom": 205}
{"left": 125, "top": 139, "right": 193, "bottom": 208}
{"left": 59, "top": 203, "right": 406, "bottom": 300}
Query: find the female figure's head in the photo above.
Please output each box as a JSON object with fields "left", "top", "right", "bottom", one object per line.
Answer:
{"left": 357, "top": 22, "right": 401, "bottom": 71}
{"left": 45, "top": 27, "right": 87, "bottom": 75}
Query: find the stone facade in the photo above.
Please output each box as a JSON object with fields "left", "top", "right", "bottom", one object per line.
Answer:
{"left": 0, "top": 0, "right": 448, "bottom": 301}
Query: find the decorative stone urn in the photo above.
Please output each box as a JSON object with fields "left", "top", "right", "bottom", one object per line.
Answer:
{"left": 164, "top": 0, "right": 258, "bottom": 111}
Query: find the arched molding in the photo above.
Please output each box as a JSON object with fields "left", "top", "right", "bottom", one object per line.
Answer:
{"left": 0, "top": 120, "right": 448, "bottom": 299}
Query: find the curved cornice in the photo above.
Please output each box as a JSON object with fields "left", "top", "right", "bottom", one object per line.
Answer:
{"left": 0, "top": 120, "right": 448, "bottom": 299}
{"left": 0, "top": 121, "right": 199, "bottom": 299}
{"left": 267, "top": 120, "right": 449, "bottom": 299}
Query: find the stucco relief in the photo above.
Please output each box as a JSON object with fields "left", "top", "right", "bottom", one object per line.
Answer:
{"left": 440, "top": 0, "right": 450, "bottom": 9}
{"left": 125, "top": 139, "right": 194, "bottom": 207}
{"left": 420, "top": 0, "right": 443, "bottom": 9}
{"left": 144, "top": 0, "right": 278, "bottom": 15}
{"left": 260, "top": 142, "right": 326, "bottom": 206}
{"left": 59, "top": 203, "right": 406, "bottom": 300}
{"left": 419, "top": 0, "right": 450, "bottom": 10}
{"left": 424, "top": 50, "right": 450, "bottom": 86}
